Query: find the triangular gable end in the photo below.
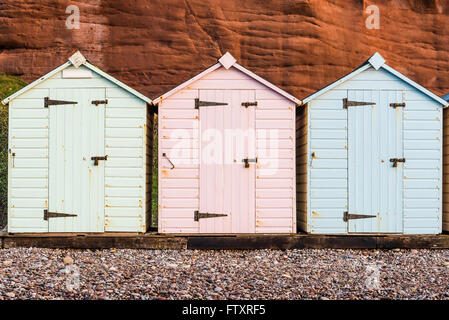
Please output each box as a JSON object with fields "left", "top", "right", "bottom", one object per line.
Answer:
{"left": 153, "top": 52, "right": 301, "bottom": 105}
{"left": 302, "top": 52, "right": 448, "bottom": 107}
{"left": 1, "top": 51, "right": 152, "bottom": 105}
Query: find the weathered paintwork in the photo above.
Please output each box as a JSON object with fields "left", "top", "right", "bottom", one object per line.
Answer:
{"left": 156, "top": 53, "right": 298, "bottom": 234}
{"left": 6, "top": 58, "right": 152, "bottom": 233}
{"left": 299, "top": 54, "right": 446, "bottom": 235}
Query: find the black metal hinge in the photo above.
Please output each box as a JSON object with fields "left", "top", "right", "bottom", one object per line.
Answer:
{"left": 242, "top": 101, "right": 257, "bottom": 108}
{"left": 343, "top": 212, "right": 377, "bottom": 222}
{"left": 92, "top": 99, "right": 108, "bottom": 106}
{"left": 44, "top": 209, "right": 77, "bottom": 221}
{"left": 343, "top": 98, "right": 376, "bottom": 109}
{"left": 194, "top": 210, "right": 227, "bottom": 221}
{"left": 44, "top": 97, "right": 78, "bottom": 108}
{"left": 390, "top": 103, "right": 406, "bottom": 108}
{"left": 195, "top": 98, "right": 228, "bottom": 109}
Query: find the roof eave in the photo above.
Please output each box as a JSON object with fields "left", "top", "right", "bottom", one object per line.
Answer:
{"left": 1, "top": 60, "right": 152, "bottom": 106}
{"left": 302, "top": 63, "right": 371, "bottom": 104}
{"left": 381, "top": 64, "right": 449, "bottom": 107}
{"left": 153, "top": 61, "right": 301, "bottom": 106}
{"left": 1, "top": 61, "right": 72, "bottom": 105}
{"left": 83, "top": 62, "right": 152, "bottom": 105}
{"left": 302, "top": 61, "right": 449, "bottom": 107}
{"left": 232, "top": 63, "right": 301, "bottom": 105}
{"left": 153, "top": 63, "right": 222, "bottom": 105}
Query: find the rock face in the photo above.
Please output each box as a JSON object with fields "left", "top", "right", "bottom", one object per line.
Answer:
{"left": 0, "top": 0, "right": 448, "bottom": 100}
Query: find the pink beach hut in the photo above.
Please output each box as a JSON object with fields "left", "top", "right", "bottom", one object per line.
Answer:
{"left": 153, "top": 52, "right": 301, "bottom": 234}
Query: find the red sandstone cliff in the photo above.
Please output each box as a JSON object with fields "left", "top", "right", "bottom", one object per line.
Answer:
{"left": 0, "top": 0, "right": 448, "bottom": 99}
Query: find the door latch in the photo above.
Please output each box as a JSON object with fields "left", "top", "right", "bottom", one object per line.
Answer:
{"left": 162, "top": 153, "right": 175, "bottom": 169}
{"left": 91, "top": 156, "right": 108, "bottom": 166}
{"left": 242, "top": 157, "right": 257, "bottom": 168}
{"left": 389, "top": 158, "right": 405, "bottom": 168}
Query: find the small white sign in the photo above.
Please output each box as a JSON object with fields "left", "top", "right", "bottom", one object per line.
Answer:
{"left": 69, "top": 51, "right": 86, "bottom": 68}
{"left": 62, "top": 69, "right": 93, "bottom": 79}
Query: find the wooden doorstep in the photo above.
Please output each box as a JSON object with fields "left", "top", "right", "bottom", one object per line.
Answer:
{"left": 1, "top": 233, "right": 449, "bottom": 249}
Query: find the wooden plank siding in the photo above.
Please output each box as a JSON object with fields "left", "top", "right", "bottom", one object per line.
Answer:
{"left": 8, "top": 65, "right": 150, "bottom": 233}
{"left": 158, "top": 66, "right": 296, "bottom": 233}
{"left": 8, "top": 92, "right": 50, "bottom": 232}
{"left": 443, "top": 108, "right": 449, "bottom": 232}
{"left": 103, "top": 86, "right": 148, "bottom": 232}
{"left": 306, "top": 67, "right": 443, "bottom": 234}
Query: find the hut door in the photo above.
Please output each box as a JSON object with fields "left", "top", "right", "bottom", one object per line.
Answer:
{"left": 198, "top": 90, "right": 256, "bottom": 233}
{"left": 347, "top": 90, "right": 404, "bottom": 233}
{"left": 48, "top": 88, "right": 105, "bottom": 232}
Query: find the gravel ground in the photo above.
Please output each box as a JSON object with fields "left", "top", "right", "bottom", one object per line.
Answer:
{"left": 0, "top": 248, "right": 448, "bottom": 300}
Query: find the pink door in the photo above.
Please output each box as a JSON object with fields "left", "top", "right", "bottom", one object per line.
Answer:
{"left": 198, "top": 90, "right": 256, "bottom": 233}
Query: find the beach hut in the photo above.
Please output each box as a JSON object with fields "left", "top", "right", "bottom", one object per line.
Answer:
{"left": 444, "top": 93, "right": 449, "bottom": 232}
{"left": 2, "top": 51, "right": 154, "bottom": 233}
{"left": 297, "top": 52, "right": 448, "bottom": 234}
{"left": 153, "top": 52, "right": 301, "bottom": 234}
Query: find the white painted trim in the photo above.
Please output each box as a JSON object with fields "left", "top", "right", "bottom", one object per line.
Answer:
{"left": 1, "top": 60, "right": 152, "bottom": 105}
{"left": 302, "top": 54, "right": 448, "bottom": 107}
{"left": 153, "top": 61, "right": 301, "bottom": 105}
{"left": 84, "top": 62, "right": 152, "bottom": 104}
{"left": 153, "top": 63, "right": 222, "bottom": 104}
{"left": 233, "top": 63, "right": 301, "bottom": 104}
{"left": 1, "top": 62, "right": 71, "bottom": 105}
{"left": 382, "top": 64, "right": 448, "bottom": 107}
{"left": 302, "top": 64, "right": 371, "bottom": 104}
{"left": 443, "top": 93, "right": 449, "bottom": 101}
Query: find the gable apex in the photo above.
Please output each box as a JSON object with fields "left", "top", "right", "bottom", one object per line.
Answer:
{"left": 219, "top": 52, "right": 237, "bottom": 69}
{"left": 368, "top": 52, "right": 386, "bottom": 70}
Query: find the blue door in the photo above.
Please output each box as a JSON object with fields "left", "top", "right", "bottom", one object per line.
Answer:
{"left": 347, "top": 90, "right": 404, "bottom": 233}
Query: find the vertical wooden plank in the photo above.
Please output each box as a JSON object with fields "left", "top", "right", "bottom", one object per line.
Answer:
{"left": 48, "top": 88, "right": 105, "bottom": 232}
{"left": 48, "top": 88, "right": 57, "bottom": 232}
{"left": 198, "top": 89, "right": 256, "bottom": 233}
{"left": 248, "top": 90, "right": 256, "bottom": 233}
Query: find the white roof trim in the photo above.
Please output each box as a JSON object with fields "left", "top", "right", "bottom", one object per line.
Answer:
{"left": 153, "top": 53, "right": 301, "bottom": 105}
{"left": 2, "top": 56, "right": 152, "bottom": 105}
{"left": 303, "top": 53, "right": 448, "bottom": 107}
{"left": 302, "top": 64, "right": 371, "bottom": 104}
{"left": 382, "top": 64, "right": 448, "bottom": 106}
{"left": 1, "top": 62, "right": 71, "bottom": 105}
{"left": 232, "top": 63, "right": 301, "bottom": 104}
{"left": 83, "top": 62, "right": 152, "bottom": 104}
{"left": 153, "top": 63, "right": 222, "bottom": 104}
